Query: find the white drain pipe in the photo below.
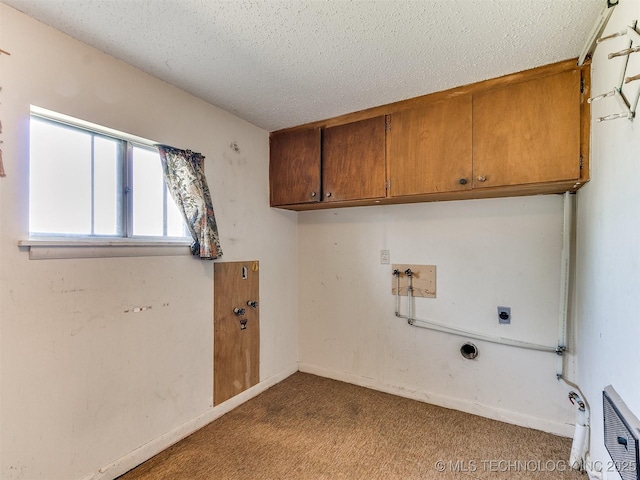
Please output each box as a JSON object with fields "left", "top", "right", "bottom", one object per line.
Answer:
{"left": 394, "top": 269, "right": 561, "bottom": 353}
{"left": 556, "top": 192, "right": 590, "bottom": 472}
{"left": 392, "top": 192, "right": 590, "bottom": 469}
{"left": 557, "top": 192, "right": 573, "bottom": 375}
{"left": 568, "top": 391, "right": 589, "bottom": 470}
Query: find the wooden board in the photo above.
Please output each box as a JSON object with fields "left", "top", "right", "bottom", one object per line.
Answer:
{"left": 391, "top": 264, "right": 436, "bottom": 298}
{"left": 214, "top": 261, "right": 259, "bottom": 405}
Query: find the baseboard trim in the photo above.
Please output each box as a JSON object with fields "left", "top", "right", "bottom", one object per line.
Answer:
{"left": 298, "top": 363, "right": 574, "bottom": 438}
{"left": 86, "top": 361, "right": 573, "bottom": 480}
{"left": 87, "top": 364, "right": 299, "bottom": 480}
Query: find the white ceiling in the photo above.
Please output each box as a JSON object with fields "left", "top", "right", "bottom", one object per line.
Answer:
{"left": 3, "top": 0, "right": 603, "bottom": 131}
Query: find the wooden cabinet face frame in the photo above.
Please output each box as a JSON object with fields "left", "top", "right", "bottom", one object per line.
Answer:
{"left": 268, "top": 60, "right": 589, "bottom": 211}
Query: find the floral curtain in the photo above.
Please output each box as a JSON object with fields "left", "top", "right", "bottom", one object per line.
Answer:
{"left": 157, "top": 145, "right": 222, "bottom": 259}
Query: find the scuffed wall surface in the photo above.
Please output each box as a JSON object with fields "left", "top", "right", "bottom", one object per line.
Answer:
{"left": 575, "top": 0, "right": 640, "bottom": 476}
{"left": 0, "top": 5, "right": 298, "bottom": 479}
{"left": 298, "top": 196, "right": 577, "bottom": 435}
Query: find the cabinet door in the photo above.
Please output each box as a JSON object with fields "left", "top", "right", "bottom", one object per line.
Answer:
{"left": 472, "top": 70, "right": 581, "bottom": 189}
{"left": 388, "top": 95, "right": 472, "bottom": 196}
{"left": 270, "top": 128, "right": 321, "bottom": 206}
{"left": 322, "top": 116, "right": 386, "bottom": 202}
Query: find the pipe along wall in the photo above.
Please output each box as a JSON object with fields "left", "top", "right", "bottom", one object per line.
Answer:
{"left": 392, "top": 193, "right": 589, "bottom": 472}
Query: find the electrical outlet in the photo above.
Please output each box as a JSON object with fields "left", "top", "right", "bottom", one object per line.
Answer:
{"left": 498, "top": 306, "right": 511, "bottom": 324}
{"left": 380, "top": 250, "right": 390, "bottom": 264}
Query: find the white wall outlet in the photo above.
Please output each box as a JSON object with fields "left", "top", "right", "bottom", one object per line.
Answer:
{"left": 380, "top": 249, "right": 390, "bottom": 264}
{"left": 498, "top": 306, "right": 511, "bottom": 324}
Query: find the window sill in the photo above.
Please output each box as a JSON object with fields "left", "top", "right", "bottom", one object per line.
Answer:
{"left": 18, "top": 238, "right": 193, "bottom": 260}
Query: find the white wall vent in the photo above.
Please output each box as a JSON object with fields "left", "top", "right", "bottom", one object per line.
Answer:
{"left": 603, "top": 385, "right": 640, "bottom": 480}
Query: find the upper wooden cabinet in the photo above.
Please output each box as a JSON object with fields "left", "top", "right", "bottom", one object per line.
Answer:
{"left": 388, "top": 95, "right": 473, "bottom": 197}
{"left": 269, "top": 128, "right": 321, "bottom": 207}
{"left": 472, "top": 69, "right": 582, "bottom": 189}
{"left": 269, "top": 59, "right": 589, "bottom": 211}
{"left": 323, "top": 116, "right": 386, "bottom": 202}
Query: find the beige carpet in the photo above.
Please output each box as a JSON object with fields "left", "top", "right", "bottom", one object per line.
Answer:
{"left": 118, "top": 372, "right": 583, "bottom": 479}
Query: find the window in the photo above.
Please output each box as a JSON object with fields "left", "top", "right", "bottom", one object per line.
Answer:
{"left": 29, "top": 110, "right": 189, "bottom": 241}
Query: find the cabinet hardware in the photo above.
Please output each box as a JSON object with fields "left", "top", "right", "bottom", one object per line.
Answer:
{"left": 233, "top": 307, "right": 246, "bottom": 316}
{"left": 477, "top": 176, "right": 487, "bottom": 182}
{"left": 310, "top": 191, "right": 317, "bottom": 197}
{"left": 459, "top": 178, "right": 468, "bottom": 185}
{"left": 247, "top": 301, "right": 259, "bottom": 308}
{"left": 326, "top": 192, "right": 332, "bottom": 198}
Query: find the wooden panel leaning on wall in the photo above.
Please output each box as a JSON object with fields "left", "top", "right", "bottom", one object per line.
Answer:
{"left": 214, "top": 261, "right": 260, "bottom": 405}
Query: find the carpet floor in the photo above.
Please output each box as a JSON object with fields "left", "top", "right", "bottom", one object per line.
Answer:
{"left": 118, "top": 372, "right": 583, "bottom": 479}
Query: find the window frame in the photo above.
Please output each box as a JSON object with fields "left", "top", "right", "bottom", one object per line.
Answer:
{"left": 127, "top": 141, "right": 190, "bottom": 241}
{"left": 20, "top": 106, "right": 192, "bottom": 259}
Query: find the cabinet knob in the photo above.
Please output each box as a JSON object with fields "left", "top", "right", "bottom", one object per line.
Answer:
{"left": 326, "top": 192, "right": 332, "bottom": 198}
{"left": 459, "top": 178, "right": 468, "bottom": 185}
{"left": 310, "top": 191, "right": 317, "bottom": 198}
{"left": 477, "top": 176, "right": 487, "bottom": 182}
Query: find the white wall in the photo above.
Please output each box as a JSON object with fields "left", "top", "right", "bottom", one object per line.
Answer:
{"left": 298, "top": 195, "right": 578, "bottom": 435}
{"left": 576, "top": 0, "right": 640, "bottom": 478}
{"left": 5, "top": 1, "right": 638, "bottom": 478}
{"left": 0, "top": 5, "right": 298, "bottom": 479}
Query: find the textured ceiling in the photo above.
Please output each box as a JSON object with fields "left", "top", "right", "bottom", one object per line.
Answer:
{"left": 3, "top": 0, "right": 603, "bottom": 131}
